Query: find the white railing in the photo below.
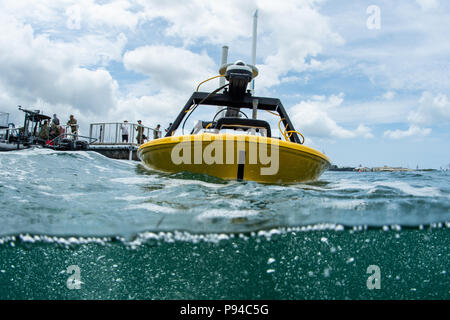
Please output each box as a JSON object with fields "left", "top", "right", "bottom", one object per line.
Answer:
{"left": 0, "top": 112, "right": 9, "bottom": 128}
{"left": 0, "top": 127, "right": 18, "bottom": 141}
{"left": 89, "top": 122, "right": 162, "bottom": 145}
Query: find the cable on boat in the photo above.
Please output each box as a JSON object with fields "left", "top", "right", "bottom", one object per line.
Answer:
{"left": 266, "top": 109, "right": 290, "bottom": 140}
{"left": 265, "top": 110, "right": 279, "bottom": 116}
{"left": 196, "top": 75, "right": 225, "bottom": 92}
{"left": 266, "top": 110, "right": 305, "bottom": 144}
{"left": 278, "top": 118, "right": 288, "bottom": 140}
{"left": 286, "top": 130, "right": 305, "bottom": 144}
{"left": 277, "top": 118, "right": 305, "bottom": 144}
{"left": 182, "top": 83, "right": 230, "bottom": 135}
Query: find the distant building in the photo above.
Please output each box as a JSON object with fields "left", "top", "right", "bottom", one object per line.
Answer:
{"left": 328, "top": 165, "right": 355, "bottom": 171}
{"left": 372, "top": 165, "right": 410, "bottom": 172}
{"left": 354, "top": 166, "right": 371, "bottom": 172}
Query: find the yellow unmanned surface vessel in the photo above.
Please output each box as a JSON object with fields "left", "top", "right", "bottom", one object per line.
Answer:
{"left": 138, "top": 61, "right": 330, "bottom": 184}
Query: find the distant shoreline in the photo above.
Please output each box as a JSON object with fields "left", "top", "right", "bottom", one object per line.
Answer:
{"left": 328, "top": 165, "right": 439, "bottom": 172}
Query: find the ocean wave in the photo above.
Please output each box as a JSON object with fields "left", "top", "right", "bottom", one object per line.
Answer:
{"left": 0, "top": 150, "right": 449, "bottom": 236}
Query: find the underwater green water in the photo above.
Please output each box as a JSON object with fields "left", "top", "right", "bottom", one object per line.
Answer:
{"left": 0, "top": 228, "right": 448, "bottom": 299}
{"left": 0, "top": 149, "right": 448, "bottom": 299}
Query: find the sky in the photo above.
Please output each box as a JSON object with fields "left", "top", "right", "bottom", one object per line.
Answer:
{"left": 0, "top": 0, "right": 449, "bottom": 168}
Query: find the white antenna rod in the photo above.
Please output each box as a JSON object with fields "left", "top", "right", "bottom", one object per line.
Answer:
{"left": 219, "top": 45, "right": 229, "bottom": 88}
{"left": 216, "top": 45, "right": 229, "bottom": 119}
{"left": 251, "top": 9, "right": 258, "bottom": 95}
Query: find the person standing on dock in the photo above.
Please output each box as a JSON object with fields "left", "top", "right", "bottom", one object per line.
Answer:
{"left": 154, "top": 124, "right": 161, "bottom": 139}
{"left": 136, "top": 120, "right": 144, "bottom": 144}
{"left": 121, "top": 120, "right": 129, "bottom": 143}
{"left": 67, "top": 115, "right": 78, "bottom": 140}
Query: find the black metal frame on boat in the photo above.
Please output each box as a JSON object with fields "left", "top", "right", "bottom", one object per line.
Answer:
{"left": 0, "top": 107, "right": 52, "bottom": 150}
{"left": 165, "top": 90, "right": 302, "bottom": 144}
{"left": 19, "top": 106, "right": 52, "bottom": 139}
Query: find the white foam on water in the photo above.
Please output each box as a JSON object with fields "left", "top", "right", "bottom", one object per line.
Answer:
{"left": 326, "top": 199, "right": 367, "bottom": 210}
{"left": 1, "top": 222, "right": 448, "bottom": 248}
{"left": 114, "top": 195, "right": 149, "bottom": 201}
{"left": 177, "top": 192, "right": 190, "bottom": 198}
{"left": 3, "top": 185, "right": 18, "bottom": 190}
{"left": 293, "top": 178, "right": 445, "bottom": 198}
{"left": 2, "top": 148, "right": 110, "bottom": 161}
{"left": 290, "top": 184, "right": 327, "bottom": 191}
{"left": 7, "top": 168, "right": 30, "bottom": 182}
{"left": 93, "top": 165, "right": 111, "bottom": 172}
{"left": 127, "top": 202, "right": 178, "bottom": 214}
{"left": 39, "top": 191, "right": 54, "bottom": 197}
{"left": 289, "top": 179, "right": 370, "bottom": 192}
{"left": 165, "top": 178, "right": 233, "bottom": 189}
{"left": 5, "top": 147, "right": 53, "bottom": 156}
{"left": 59, "top": 193, "right": 86, "bottom": 201}
{"left": 113, "top": 159, "right": 139, "bottom": 167}
{"left": 330, "top": 179, "right": 374, "bottom": 191}
{"left": 110, "top": 176, "right": 159, "bottom": 185}
{"left": 73, "top": 151, "right": 95, "bottom": 159}
{"left": 210, "top": 198, "right": 247, "bottom": 208}
{"left": 196, "top": 209, "right": 259, "bottom": 221}
{"left": 374, "top": 181, "right": 443, "bottom": 197}
{"left": 36, "top": 185, "right": 53, "bottom": 191}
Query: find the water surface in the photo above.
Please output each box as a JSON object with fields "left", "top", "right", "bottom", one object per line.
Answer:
{"left": 0, "top": 149, "right": 448, "bottom": 299}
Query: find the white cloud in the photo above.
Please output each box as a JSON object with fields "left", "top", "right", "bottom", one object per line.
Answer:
{"left": 290, "top": 93, "right": 373, "bottom": 139}
{"left": 117, "top": 89, "right": 186, "bottom": 127}
{"left": 123, "top": 45, "right": 216, "bottom": 92}
{"left": 280, "top": 76, "right": 303, "bottom": 84}
{"left": 408, "top": 92, "right": 450, "bottom": 125}
{"left": 328, "top": 1, "right": 450, "bottom": 94}
{"left": 2, "top": 0, "right": 142, "bottom": 31}
{"left": 256, "top": 0, "right": 344, "bottom": 90}
{"left": 354, "top": 124, "right": 374, "bottom": 139}
{"left": 382, "top": 91, "right": 396, "bottom": 100}
{"left": 75, "top": 33, "right": 128, "bottom": 66}
{"left": 137, "top": 0, "right": 254, "bottom": 45}
{"left": 416, "top": 0, "right": 439, "bottom": 11}
{"left": 384, "top": 125, "right": 431, "bottom": 139}
{"left": 136, "top": 0, "right": 343, "bottom": 91}
{"left": 0, "top": 14, "right": 119, "bottom": 118}
{"left": 0, "top": 0, "right": 345, "bottom": 129}
{"left": 80, "top": 0, "right": 141, "bottom": 30}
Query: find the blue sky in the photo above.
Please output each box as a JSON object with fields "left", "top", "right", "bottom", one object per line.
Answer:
{"left": 0, "top": 0, "right": 449, "bottom": 168}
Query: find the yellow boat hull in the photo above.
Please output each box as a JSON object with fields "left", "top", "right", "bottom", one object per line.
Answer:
{"left": 138, "top": 133, "right": 330, "bottom": 184}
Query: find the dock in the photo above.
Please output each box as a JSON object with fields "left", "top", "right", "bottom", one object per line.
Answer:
{"left": 87, "top": 122, "right": 160, "bottom": 161}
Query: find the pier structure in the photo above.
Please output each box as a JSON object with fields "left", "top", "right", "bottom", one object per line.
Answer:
{"left": 88, "top": 122, "right": 160, "bottom": 160}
